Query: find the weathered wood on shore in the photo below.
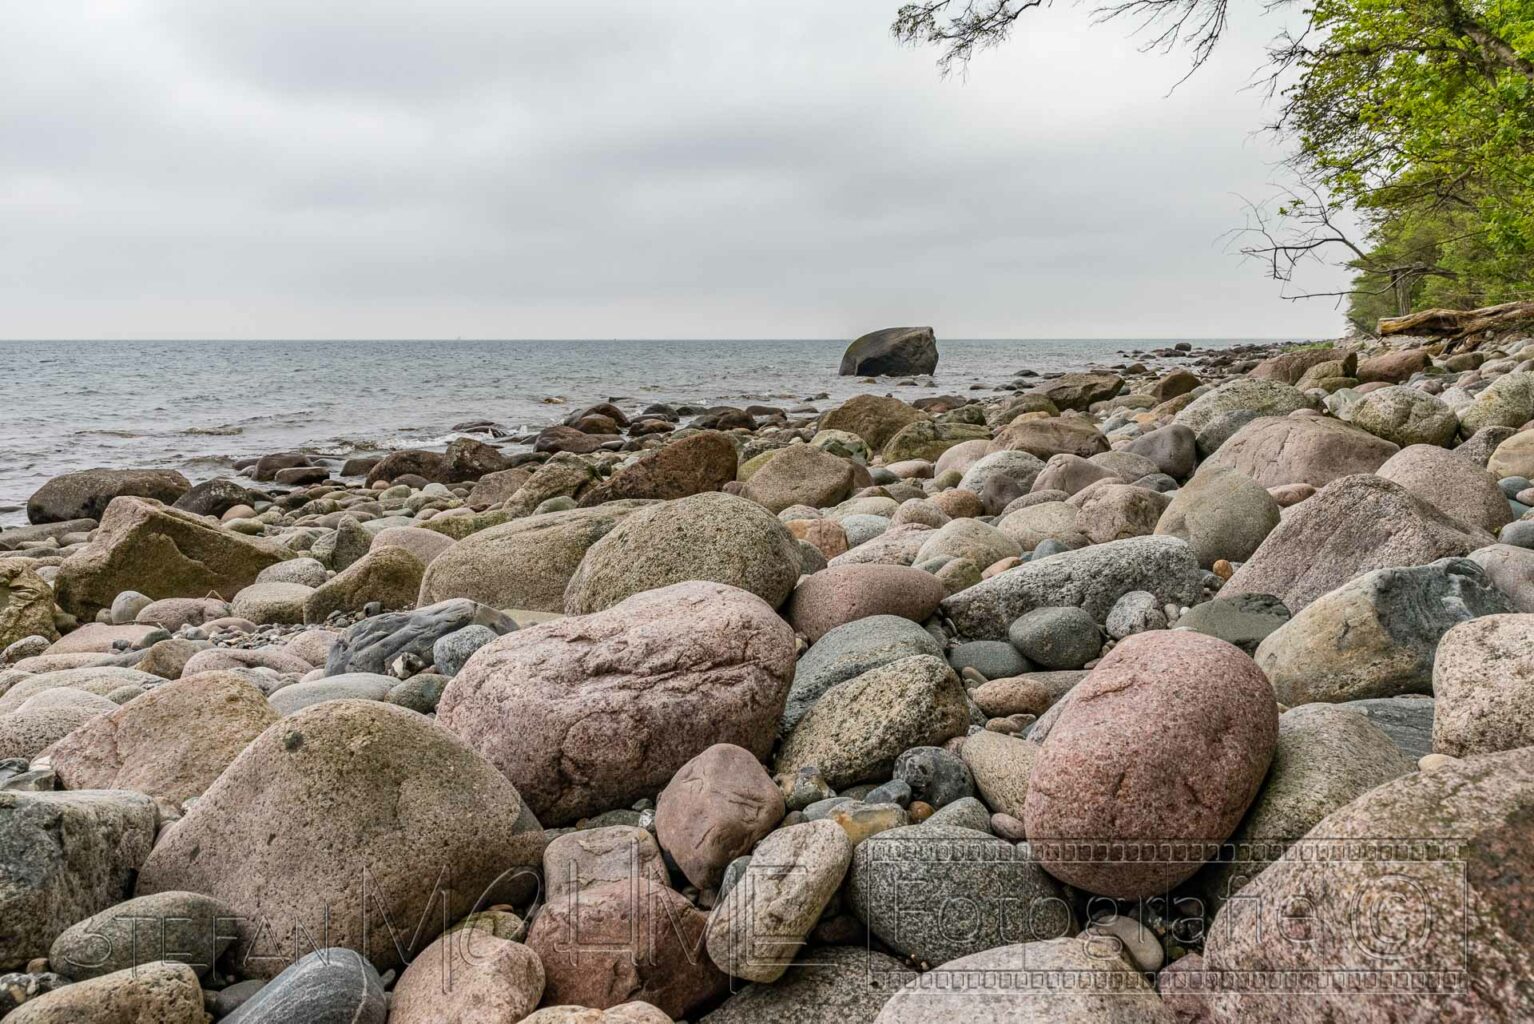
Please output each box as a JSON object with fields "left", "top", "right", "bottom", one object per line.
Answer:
{"left": 1379, "top": 300, "right": 1534, "bottom": 349}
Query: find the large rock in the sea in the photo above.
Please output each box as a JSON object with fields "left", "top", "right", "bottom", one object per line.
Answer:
{"left": 0, "top": 559, "right": 59, "bottom": 650}
{"left": 1023, "top": 630, "right": 1277, "bottom": 899}
{"left": 1351, "top": 384, "right": 1459, "bottom": 447}
{"left": 741, "top": 444, "right": 857, "bottom": 513}
{"left": 1195, "top": 702, "right": 1412, "bottom": 909}
{"left": 527, "top": 880, "right": 726, "bottom": 1018}
{"left": 1154, "top": 467, "right": 1279, "bottom": 568}
{"left": 48, "top": 672, "right": 279, "bottom": 805}
{"left": 418, "top": 502, "right": 649, "bottom": 613}
{"left": 839, "top": 327, "right": 938, "bottom": 376}
{"left": 1254, "top": 558, "right": 1512, "bottom": 705}
{"left": 53, "top": 497, "right": 288, "bottom": 619}
{"left": 1201, "top": 746, "right": 1534, "bottom": 1023}
{"left": 1432, "top": 613, "right": 1534, "bottom": 757}
{"left": 564, "top": 492, "right": 801, "bottom": 613}
{"left": 699, "top": 946, "right": 916, "bottom": 1024}
{"left": 941, "top": 535, "right": 1205, "bottom": 639}
{"left": 579, "top": 430, "right": 738, "bottom": 506}
{"left": 439, "top": 581, "right": 795, "bottom": 824}
{"left": 872, "top": 938, "right": 1173, "bottom": 1024}
{"left": 774, "top": 654, "right": 968, "bottom": 788}
{"left": 849, "top": 825, "right": 1071, "bottom": 967}
{"left": 0, "top": 790, "right": 157, "bottom": 969}
{"left": 172, "top": 477, "right": 267, "bottom": 518}
{"left": 1222, "top": 474, "right": 1495, "bottom": 613}
{"left": 135, "top": 700, "right": 543, "bottom": 978}
{"left": 820, "top": 395, "right": 927, "bottom": 451}
{"left": 323, "top": 598, "right": 514, "bottom": 676}
{"left": 1173, "top": 378, "right": 1310, "bottom": 435}
{"left": 1196, "top": 414, "right": 1397, "bottom": 489}
{"left": 2, "top": 961, "right": 203, "bottom": 1024}
{"left": 27, "top": 468, "right": 190, "bottom": 525}
{"left": 1376, "top": 442, "right": 1515, "bottom": 535}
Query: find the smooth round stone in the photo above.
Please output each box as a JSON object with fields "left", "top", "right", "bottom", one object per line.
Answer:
{"left": 1030, "top": 538, "right": 1073, "bottom": 559}
{"left": 1007, "top": 606, "right": 1102, "bottom": 669}
{"left": 221, "top": 947, "right": 385, "bottom": 1024}
{"left": 385, "top": 673, "right": 447, "bottom": 714}
{"left": 989, "top": 812, "right": 1027, "bottom": 840}
{"left": 839, "top": 514, "right": 891, "bottom": 547}
{"left": 109, "top": 591, "right": 153, "bottom": 626}
{"left": 1105, "top": 590, "right": 1167, "bottom": 639}
{"left": 892, "top": 746, "right": 973, "bottom": 809}
{"left": 924, "top": 796, "right": 992, "bottom": 832}
{"left": 431, "top": 624, "right": 499, "bottom": 677}
{"left": 1085, "top": 913, "right": 1165, "bottom": 972}
{"left": 947, "top": 640, "right": 1030, "bottom": 681}
{"left": 1500, "top": 476, "right": 1533, "bottom": 498}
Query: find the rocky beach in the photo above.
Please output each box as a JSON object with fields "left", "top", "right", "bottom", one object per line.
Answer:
{"left": 2, "top": 326, "right": 1534, "bottom": 1023}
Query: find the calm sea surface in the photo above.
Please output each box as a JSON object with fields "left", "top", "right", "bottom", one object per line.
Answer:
{"left": 0, "top": 338, "right": 1289, "bottom": 523}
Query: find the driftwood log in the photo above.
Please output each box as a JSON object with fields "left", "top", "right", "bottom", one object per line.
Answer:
{"left": 1379, "top": 301, "right": 1534, "bottom": 351}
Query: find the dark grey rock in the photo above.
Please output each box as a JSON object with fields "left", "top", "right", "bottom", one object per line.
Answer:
{"left": 1502, "top": 519, "right": 1534, "bottom": 549}
{"left": 324, "top": 599, "right": 514, "bottom": 677}
{"left": 1124, "top": 423, "right": 1197, "bottom": 480}
{"left": 946, "top": 640, "right": 1029, "bottom": 681}
{"left": 27, "top": 468, "right": 190, "bottom": 524}
{"left": 1007, "top": 606, "right": 1101, "bottom": 670}
{"left": 783, "top": 615, "right": 942, "bottom": 733}
{"left": 1177, "top": 592, "right": 1291, "bottom": 652}
{"left": 174, "top": 478, "right": 267, "bottom": 518}
{"left": 431, "top": 624, "right": 499, "bottom": 677}
{"left": 1342, "top": 696, "right": 1436, "bottom": 759}
{"left": 223, "top": 948, "right": 385, "bottom": 1024}
{"left": 892, "top": 746, "right": 973, "bottom": 808}
{"left": 385, "top": 673, "right": 447, "bottom": 714}
{"left": 839, "top": 327, "right": 939, "bottom": 377}
{"left": 863, "top": 779, "right": 912, "bottom": 807}
{"left": 1105, "top": 590, "right": 1167, "bottom": 639}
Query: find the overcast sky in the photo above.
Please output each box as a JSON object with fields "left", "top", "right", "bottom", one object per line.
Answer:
{"left": 0, "top": 1, "right": 1350, "bottom": 340}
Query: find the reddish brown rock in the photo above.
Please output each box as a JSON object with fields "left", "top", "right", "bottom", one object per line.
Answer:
{"left": 784, "top": 518, "right": 850, "bottom": 560}
{"left": 1357, "top": 347, "right": 1430, "bottom": 383}
{"left": 784, "top": 565, "right": 946, "bottom": 643}
{"left": 926, "top": 488, "right": 983, "bottom": 519}
{"left": 390, "top": 929, "right": 544, "bottom": 1024}
{"left": 1023, "top": 631, "right": 1277, "bottom": 899}
{"left": 544, "top": 826, "right": 671, "bottom": 902}
{"left": 527, "top": 881, "right": 726, "bottom": 1019}
{"left": 578, "top": 431, "right": 738, "bottom": 506}
{"left": 48, "top": 672, "right": 279, "bottom": 805}
{"left": 438, "top": 581, "right": 795, "bottom": 825}
{"left": 654, "top": 743, "right": 784, "bottom": 890}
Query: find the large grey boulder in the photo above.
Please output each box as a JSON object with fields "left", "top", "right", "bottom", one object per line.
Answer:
{"left": 1154, "top": 466, "right": 1280, "bottom": 568}
{"left": 27, "top": 468, "right": 190, "bottom": 524}
{"left": 1432, "top": 613, "right": 1534, "bottom": 757}
{"left": 839, "top": 327, "right": 938, "bottom": 376}
{"left": 1350, "top": 385, "right": 1459, "bottom": 447}
{"left": 1223, "top": 474, "right": 1495, "bottom": 613}
{"left": 1254, "top": 558, "right": 1513, "bottom": 705}
{"left": 0, "top": 790, "right": 158, "bottom": 969}
{"left": 1172, "top": 378, "right": 1311, "bottom": 435}
{"left": 941, "top": 535, "right": 1205, "bottom": 639}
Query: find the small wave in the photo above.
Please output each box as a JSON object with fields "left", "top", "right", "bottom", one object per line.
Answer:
{"left": 74, "top": 429, "right": 143, "bottom": 439}
{"left": 182, "top": 425, "right": 245, "bottom": 437}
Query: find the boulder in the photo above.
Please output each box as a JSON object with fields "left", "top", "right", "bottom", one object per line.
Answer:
{"left": 957, "top": 450, "right": 1046, "bottom": 514}
{"left": 229, "top": 581, "right": 312, "bottom": 625}
{"left": 1357, "top": 347, "right": 1429, "bottom": 383}
{"left": 774, "top": 654, "right": 969, "bottom": 789}
{"left": 782, "top": 615, "right": 943, "bottom": 732}
{"left": 1488, "top": 430, "right": 1534, "bottom": 479}
{"left": 872, "top": 937, "right": 1172, "bottom": 1023}
{"left": 418, "top": 503, "right": 648, "bottom": 613}
{"left": 741, "top": 445, "right": 857, "bottom": 513}
{"left": 988, "top": 417, "right": 1109, "bottom": 460}
{"left": 0, "top": 667, "right": 162, "bottom": 713}
{"left": 0, "top": 694, "right": 116, "bottom": 762}
{"left": 565, "top": 493, "right": 801, "bottom": 614}
{"left": 1196, "top": 415, "right": 1397, "bottom": 489}
{"left": 2, "top": 961, "right": 203, "bottom": 1024}
{"left": 698, "top": 946, "right": 916, "bottom": 1024}
{"left": 1468, "top": 542, "right": 1534, "bottom": 612}
{"left": 1351, "top": 385, "right": 1459, "bottom": 447}
{"left": 1255, "top": 558, "right": 1512, "bottom": 705}
{"left": 1031, "top": 372, "right": 1123, "bottom": 411}
{"left": 1201, "top": 746, "right": 1534, "bottom": 1024}
{"left": 578, "top": 431, "right": 737, "bottom": 506}
{"left": 820, "top": 395, "right": 927, "bottom": 451}
{"left": 267, "top": 672, "right": 395, "bottom": 715}
{"left": 49, "top": 891, "right": 236, "bottom": 980}
{"left": 173, "top": 477, "right": 266, "bottom": 518}
{"left": 53, "top": 498, "right": 288, "bottom": 619}
{"left": 439, "top": 581, "right": 794, "bottom": 824}
{"left": 850, "top": 825, "right": 1072, "bottom": 968}
{"left": 1024, "top": 631, "right": 1278, "bottom": 899}
{"left": 1154, "top": 467, "right": 1279, "bottom": 569}
{"left": 1376, "top": 443, "right": 1515, "bottom": 534}
{"left": 302, "top": 546, "right": 424, "bottom": 623}
{"left": 1345, "top": 694, "right": 1436, "bottom": 759}
{"left": 881, "top": 421, "right": 990, "bottom": 463}
{"left": 960, "top": 729, "right": 1040, "bottom": 819}
{"left": 135, "top": 700, "right": 542, "bottom": 978}
{"left": 839, "top": 327, "right": 938, "bottom": 376}
{"left": 1223, "top": 475, "right": 1495, "bottom": 613}
{"left": 1197, "top": 703, "right": 1412, "bottom": 911}
{"left": 544, "top": 826, "right": 670, "bottom": 902}
{"left": 48, "top": 672, "right": 279, "bottom": 804}
{"left": 0, "top": 790, "right": 157, "bottom": 969}
{"left": 368, "top": 525, "right": 453, "bottom": 566}
{"left": 527, "top": 881, "right": 726, "bottom": 1019}
{"left": 1173, "top": 378, "right": 1310, "bottom": 435}
{"left": 1249, "top": 346, "right": 1349, "bottom": 384}
{"left": 27, "top": 468, "right": 190, "bottom": 524}
{"left": 995, "top": 501, "right": 1089, "bottom": 551}
{"left": 706, "top": 821, "right": 852, "bottom": 982}
{"left": 1457, "top": 369, "right": 1534, "bottom": 433}
{"left": 913, "top": 519, "right": 1020, "bottom": 569}
{"left": 1432, "top": 614, "right": 1534, "bottom": 757}
{"left": 365, "top": 449, "right": 451, "bottom": 485}
{"left": 1124, "top": 423, "right": 1198, "bottom": 480}
{"left": 655, "top": 743, "right": 784, "bottom": 890}
{"left": 1066, "top": 481, "right": 1167, "bottom": 544}
{"left": 942, "top": 535, "right": 1205, "bottom": 639}
{"left": 0, "top": 559, "right": 59, "bottom": 650}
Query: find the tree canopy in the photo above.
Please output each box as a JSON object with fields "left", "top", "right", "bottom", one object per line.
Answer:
{"left": 892, "top": 0, "right": 1534, "bottom": 329}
